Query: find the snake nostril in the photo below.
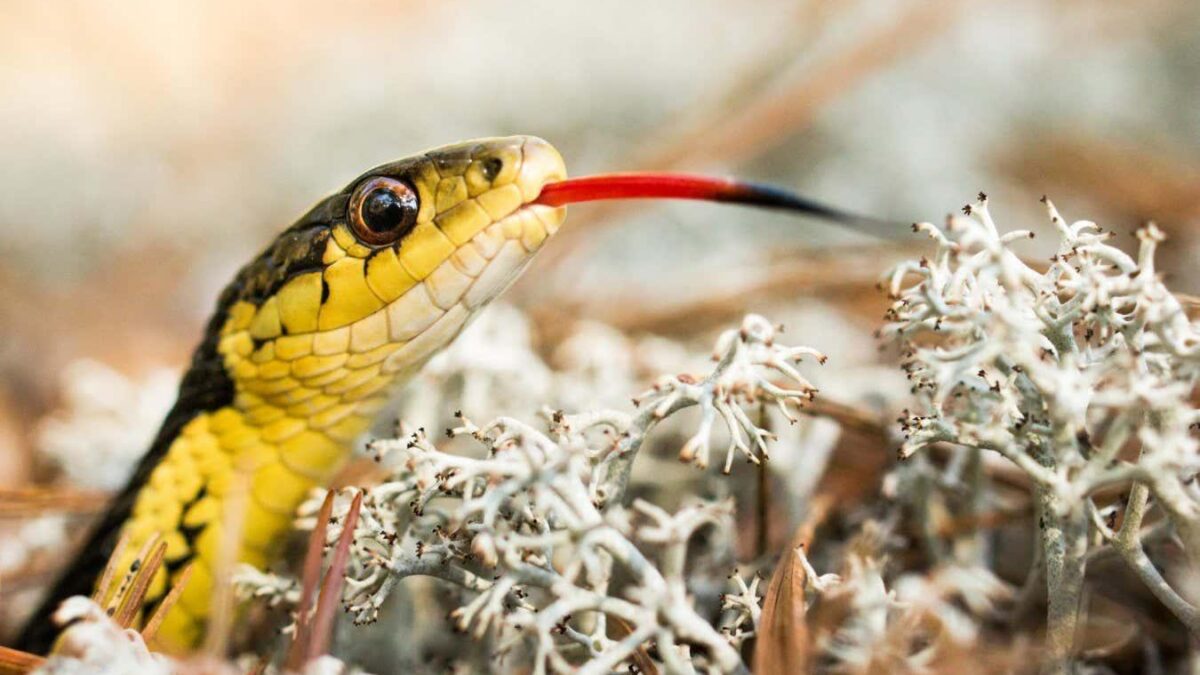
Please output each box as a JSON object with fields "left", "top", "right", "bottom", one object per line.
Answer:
{"left": 481, "top": 157, "right": 503, "bottom": 182}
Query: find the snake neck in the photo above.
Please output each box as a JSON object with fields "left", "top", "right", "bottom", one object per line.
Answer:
{"left": 98, "top": 209, "right": 552, "bottom": 651}
{"left": 127, "top": 292, "right": 478, "bottom": 649}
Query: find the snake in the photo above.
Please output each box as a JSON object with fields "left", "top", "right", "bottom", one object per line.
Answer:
{"left": 15, "top": 135, "right": 886, "bottom": 654}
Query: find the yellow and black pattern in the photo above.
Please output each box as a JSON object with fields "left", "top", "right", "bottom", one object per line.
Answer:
{"left": 18, "top": 136, "right": 567, "bottom": 653}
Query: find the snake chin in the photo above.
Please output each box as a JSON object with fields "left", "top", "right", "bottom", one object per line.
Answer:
{"left": 470, "top": 202, "right": 564, "bottom": 299}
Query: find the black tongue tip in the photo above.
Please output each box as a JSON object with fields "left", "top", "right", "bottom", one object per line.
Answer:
{"left": 712, "top": 180, "right": 901, "bottom": 236}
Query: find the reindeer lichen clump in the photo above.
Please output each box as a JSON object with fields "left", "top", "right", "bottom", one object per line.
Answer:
{"left": 882, "top": 195, "right": 1200, "bottom": 671}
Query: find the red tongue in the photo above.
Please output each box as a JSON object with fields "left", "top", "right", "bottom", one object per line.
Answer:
{"left": 533, "top": 172, "right": 894, "bottom": 234}
{"left": 533, "top": 173, "right": 746, "bottom": 207}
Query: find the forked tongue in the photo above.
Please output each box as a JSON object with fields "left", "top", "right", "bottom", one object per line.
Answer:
{"left": 534, "top": 172, "right": 898, "bottom": 236}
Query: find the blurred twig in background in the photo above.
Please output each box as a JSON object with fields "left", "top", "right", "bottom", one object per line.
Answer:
{"left": 536, "top": 0, "right": 963, "bottom": 273}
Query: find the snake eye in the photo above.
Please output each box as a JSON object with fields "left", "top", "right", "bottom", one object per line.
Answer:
{"left": 349, "top": 177, "right": 419, "bottom": 246}
{"left": 480, "top": 157, "right": 503, "bottom": 181}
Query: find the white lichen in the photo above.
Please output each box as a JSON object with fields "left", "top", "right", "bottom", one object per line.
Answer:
{"left": 35, "top": 360, "right": 177, "bottom": 491}
{"left": 882, "top": 194, "right": 1200, "bottom": 670}
{"left": 31, "top": 597, "right": 173, "bottom": 675}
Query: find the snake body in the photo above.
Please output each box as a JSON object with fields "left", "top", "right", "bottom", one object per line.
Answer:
{"left": 18, "top": 136, "right": 567, "bottom": 653}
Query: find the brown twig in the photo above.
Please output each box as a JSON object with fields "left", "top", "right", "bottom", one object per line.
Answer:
{"left": 0, "top": 646, "right": 43, "bottom": 675}
{"left": 90, "top": 530, "right": 131, "bottom": 604}
{"left": 0, "top": 488, "right": 111, "bottom": 518}
{"left": 284, "top": 490, "right": 337, "bottom": 672}
{"left": 997, "top": 133, "right": 1200, "bottom": 227}
{"left": 113, "top": 540, "right": 167, "bottom": 628}
{"left": 305, "top": 490, "right": 362, "bottom": 663}
{"left": 801, "top": 397, "right": 891, "bottom": 441}
{"left": 103, "top": 532, "right": 161, "bottom": 617}
{"left": 754, "top": 494, "right": 834, "bottom": 674}
{"left": 141, "top": 563, "right": 194, "bottom": 642}
{"left": 607, "top": 616, "right": 657, "bottom": 675}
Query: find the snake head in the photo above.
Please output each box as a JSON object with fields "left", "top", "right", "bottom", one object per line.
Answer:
{"left": 315, "top": 135, "right": 569, "bottom": 331}
{"left": 214, "top": 136, "right": 567, "bottom": 417}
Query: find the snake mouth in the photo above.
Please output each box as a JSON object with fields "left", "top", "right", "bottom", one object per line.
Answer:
{"left": 515, "top": 136, "right": 568, "bottom": 202}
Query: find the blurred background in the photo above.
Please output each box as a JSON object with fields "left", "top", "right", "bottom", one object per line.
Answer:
{"left": 2, "top": 0, "right": 1200, "bottom": 658}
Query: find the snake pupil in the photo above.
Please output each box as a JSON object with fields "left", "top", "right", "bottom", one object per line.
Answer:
{"left": 364, "top": 189, "right": 405, "bottom": 233}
